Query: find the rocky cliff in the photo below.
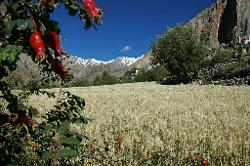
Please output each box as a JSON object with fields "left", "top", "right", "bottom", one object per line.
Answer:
{"left": 189, "top": 0, "right": 250, "bottom": 45}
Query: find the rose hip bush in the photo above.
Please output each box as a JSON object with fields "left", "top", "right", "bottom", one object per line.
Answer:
{"left": 0, "top": 0, "right": 103, "bottom": 165}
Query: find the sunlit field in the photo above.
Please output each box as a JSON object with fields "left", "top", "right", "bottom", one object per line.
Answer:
{"left": 27, "top": 82, "right": 250, "bottom": 165}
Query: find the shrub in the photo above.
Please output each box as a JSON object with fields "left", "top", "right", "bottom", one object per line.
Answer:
{"left": 150, "top": 66, "right": 169, "bottom": 82}
{"left": 151, "top": 25, "right": 209, "bottom": 84}
{"left": 133, "top": 69, "right": 151, "bottom": 82}
{"left": 119, "top": 68, "right": 137, "bottom": 83}
{"left": 119, "top": 66, "right": 169, "bottom": 84}
{"left": 197, "top": 44, "right": 250, "bottom": 84}
{"left": 92, "top": 71, "right": 118, "bottom": 86}
{"left": 0, "top": 0, "right": 103, "bottom": 164}
{"left": 71, "top": 79, "right": 91, "bottom": 87}
{"left": 209, "top": 47, "right": 235, "bottom": 67}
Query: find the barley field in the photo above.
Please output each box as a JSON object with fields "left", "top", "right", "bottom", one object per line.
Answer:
{"left": 28, "top": 82, "right": 250, "bottom": 165}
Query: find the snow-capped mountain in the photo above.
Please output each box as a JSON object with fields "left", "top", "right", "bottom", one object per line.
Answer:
{"left": 67, "top": 55, "right": 145, "bottom": 79}
{"left": 72, "top": 55, "right": 143, "bottom": 67}
{"left": 111, "top": 56, "right": 143, "bottom": 67}
{"left": 75, "top": 58, "right": 112, "bottom": 66}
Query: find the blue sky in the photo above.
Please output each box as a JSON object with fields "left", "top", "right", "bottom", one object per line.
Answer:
{"left": 51, "top": 0, "right": 216, "bottom": 61}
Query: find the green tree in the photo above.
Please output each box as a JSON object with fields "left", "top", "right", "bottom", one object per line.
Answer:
{"left": 151, "top": 65, "right": 169, "bottom": 82}
{"left": 92, "top": 71, "right": 118, "bottom": 86}
{"left": 151, "top": 25, "right": 208, "bottom": 83}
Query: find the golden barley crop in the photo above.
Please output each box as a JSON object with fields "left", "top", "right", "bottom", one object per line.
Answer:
{"left": 26, "top": 82, "right": 250, "bottom": 165}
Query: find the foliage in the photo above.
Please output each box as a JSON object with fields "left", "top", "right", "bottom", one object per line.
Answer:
{"left": 197, "top": 44, "right": 250, "bottom": 85}
{"left": 209, "top": 47, "right": 235, "bottom": 66}
{"left": 71, "top": 78, "right": 91, "bottom": 87}
{"left": 118, "top": 66, "right": 169, "bottom": 84}
{"left": 0, "top": 90, "right": 88, "bottom": 165}
{"left": 119, "top": 67, "right": 137, "bottom": 83}
{"left": 92, "top": 71, "right": 118, "bottom": 86}
{"left": 151, "top": 25, "right": 250, "bottom": 85}
{"left": 69, "top": 66, "right": 168, "bottom": 87}
{"left": 68, "top": 66, "right": 168, "bottom": 87}
{"left": 151, "top": 25, "right": 209, "bottom": 84}
{"left": 0, "top": 0, "right": 103, "bottom": 164}
{"left": 131, "top": 66, "right": 168, "bottom": 83}
{"left": 133, "top": 69, "right": 152, "bottom": 82}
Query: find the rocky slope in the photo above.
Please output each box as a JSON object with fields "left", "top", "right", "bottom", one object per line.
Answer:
{"left": 8, "top": 54, "right": 40, "bottom": 87}
{"left": 129, "top": 51, "right": 152, "bottom": 70}
{"left": 189, "top": 0, "right": 250, "bottom": 45}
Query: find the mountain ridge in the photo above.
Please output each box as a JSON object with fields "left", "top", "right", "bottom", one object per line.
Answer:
{"left": 66, "top": 55, "right": 146, "bottom": 79}
{"left": 70, "top": 55, "right": 143, "bottom": 67}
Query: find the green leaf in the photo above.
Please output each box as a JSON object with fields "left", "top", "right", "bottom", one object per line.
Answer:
{"left": 43, "top": 124, "right": 53, "bottom": 133}
{"left": 9, "top": 3, "right": 20, "bottom": 11}
{"left": 62, "top": 136, "right": 82, "bottom": 146}
{"left": 16, "top": 20, "right": 28, "bottom": 31}
{"left": 8, "top": 49, "right": 18, "bottom": 63}
{"left": 42, "top": 151, "right": 53, "bottom": 160}
{"left": 2, "top": 47, "right": 10, "bottom": 55}
{"left": 0, "top": 51, "right": 7, "bottom": 61}
{"left": 16, "top": 19, "right": 33, "bottom": 31}
{"left": 0, "top": 46, "right": 21, "bottom": 63}
{"left": 4, "top": 21, "right": 15, "bottom": 35}
{"left": 57, "top": 148, "right": 78, "bottom": 158}
{"left": 58, "top": 121, "right": 70, "bottom": 134}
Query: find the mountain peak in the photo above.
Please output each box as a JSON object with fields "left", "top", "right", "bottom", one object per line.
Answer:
{"left": 66, "top": 55, "right": 145, "bottom": 79}
{"left": 71, "top": 55, "right": 144, "bottom": 67}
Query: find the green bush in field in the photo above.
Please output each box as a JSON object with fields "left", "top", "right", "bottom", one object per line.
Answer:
{"left": 92, "top": 71, "right": 118, "bottom": 86}
{"left": 133, "top": 66, "right": 169, "bottom": 82}
{"left": 119, "top": 68, "right": 137, "bottom": 83}
{"left": 133, "top": 69, "right": 149, "bottom": 82}
{"left": 152, "top": 66, "right": 169, "bottom": 81}
{"left": 197, "top": 43, "right": 250, "bottom": 84}
{"left": 118, "top": 66, "right": 168, "bottom": 83}
{"left": 151, "top": 25, "right": 209, "bottom": 84}
{"left": 71, "top": 79, "right": 91, "bottom": 87}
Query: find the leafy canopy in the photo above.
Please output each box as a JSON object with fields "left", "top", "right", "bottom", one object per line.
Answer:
{"left": 151, "top": 25, "right": 209, "bottom": 83}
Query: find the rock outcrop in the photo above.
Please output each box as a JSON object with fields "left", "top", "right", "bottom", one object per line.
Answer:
{"left": 189, "top": 0, "right": 250, "bottom": 45}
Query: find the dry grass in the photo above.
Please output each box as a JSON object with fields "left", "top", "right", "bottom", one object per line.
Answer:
{"left": 27, "top": 82, "right": 250, "bottom": 165}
